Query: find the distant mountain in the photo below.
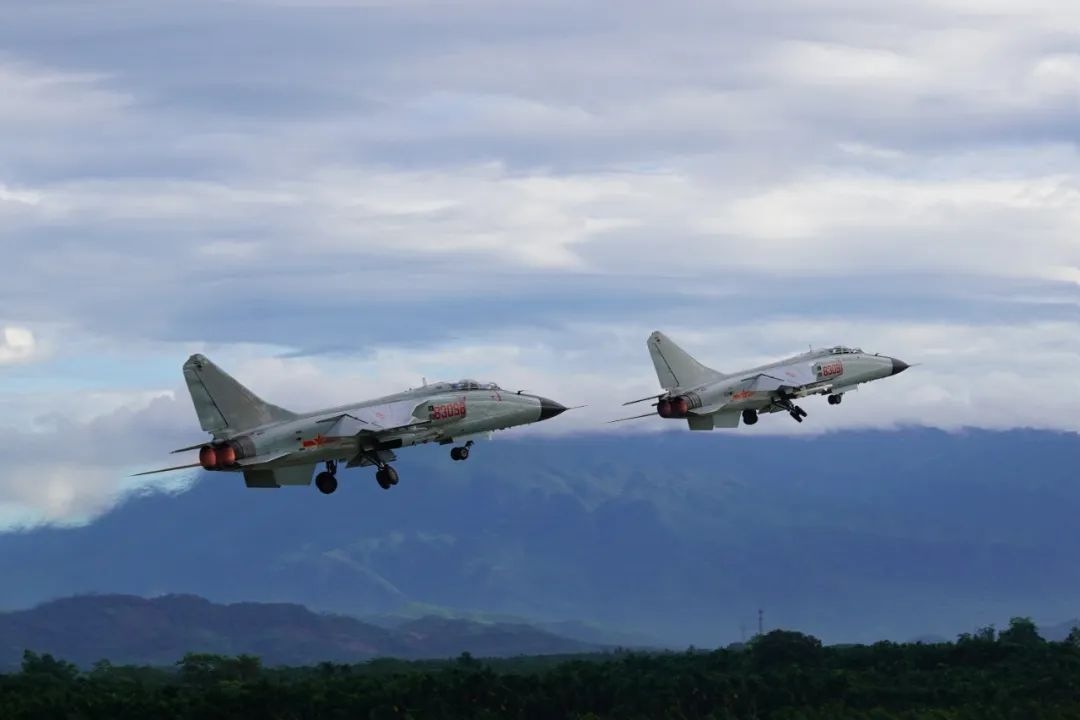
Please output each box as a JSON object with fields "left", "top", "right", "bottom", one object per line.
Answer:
{"left": 0, "top": 594, "right": 604, "bottom": 669}
{"left": 1, "top": 429, "right": 1079, "bottom": 647}
{"left": 363, "top": 604, "right": 666, "bottom": 649}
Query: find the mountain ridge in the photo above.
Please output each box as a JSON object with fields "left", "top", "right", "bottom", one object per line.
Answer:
{"left": 2, "top": 428, "right": 1078, "bottom": 646}
{"left": 0, "top": 593, "right": 607, "bottom": 669}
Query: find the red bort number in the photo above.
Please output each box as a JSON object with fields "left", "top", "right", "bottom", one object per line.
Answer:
{"left": 429, "top": 399, "right": 467, "bottom": 421}
{"left": 820, "top": 361, "right": 843, "bottom": 378}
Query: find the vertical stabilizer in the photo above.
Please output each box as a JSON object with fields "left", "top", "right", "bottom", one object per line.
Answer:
{"left": 183, "top": 354, "right": 297, "bottom": 436}
{"left": 648, "top": 331, "right": 724, "bottom": 390}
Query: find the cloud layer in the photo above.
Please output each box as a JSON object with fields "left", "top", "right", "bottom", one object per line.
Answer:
{"left": 1, "top": 0, "right": 1079, "bottom": 527}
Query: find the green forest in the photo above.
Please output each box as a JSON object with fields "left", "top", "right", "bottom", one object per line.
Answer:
{"left": 3, "top": 618, "right": 1080, "bottom": 719}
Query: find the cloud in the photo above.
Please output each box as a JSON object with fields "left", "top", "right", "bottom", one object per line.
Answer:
{"left": 1, "top": 0, "right": 1080, "bottom": 527}
{"left": 3, "top": 313, "right": 1078, "bottom": 530}
{"left": 0, "top": 327, "right": 37, "bottom": 365}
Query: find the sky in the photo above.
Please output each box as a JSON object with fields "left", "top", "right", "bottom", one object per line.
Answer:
{"left": 1, "top": 0, "right": 1079, "bottom": 527}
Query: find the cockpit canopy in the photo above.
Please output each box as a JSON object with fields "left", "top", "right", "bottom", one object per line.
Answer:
{"left": 826, "top": 346, "right": 863, "bottom": 355}
{"left": 423, "top": 378, "right": 503, "bottom": 392}
{"left": 449, "top": 379, "right": 501, "bottom": 391}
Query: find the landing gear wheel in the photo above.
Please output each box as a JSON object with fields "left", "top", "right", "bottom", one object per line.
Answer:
{"left": 315, "top": 471, "right": 338, "bottom": 495}
{"left": 450, "top": 441, "right": 473, "bottom": 462}
{"left": 375, "top": 466, "right": 400, "bottom": 490}
{"left": 828, "top": 394, "right": 842, "bottom": 406}
{"left": 742, "top": 409, "right": 758, "bottom": 426}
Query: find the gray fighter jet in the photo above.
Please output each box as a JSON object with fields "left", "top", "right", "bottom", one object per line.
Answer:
{"left": 135, "top": 354, "right": 569, "bottom": 493}
{"left": 615, "top": 331, "right": 911, "bottom": 429}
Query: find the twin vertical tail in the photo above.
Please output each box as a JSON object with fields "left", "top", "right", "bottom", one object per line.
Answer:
{"left": 647, "top": 331, "right": 724, "bottom": 391}
{"left": 183, "top": 354, "right": 297, "bottom": 438}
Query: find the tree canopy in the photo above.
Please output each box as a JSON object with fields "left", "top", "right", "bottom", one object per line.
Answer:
{"left": 3, "top": 625, "right": 1080, "bottom": 719}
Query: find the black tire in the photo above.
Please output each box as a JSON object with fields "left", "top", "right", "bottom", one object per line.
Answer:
{"left": 459, "top": 447, "right": 470, "bottom": 460}
{"left": 742, "top": 410, "right": 758, "bottom": 426}
{"left": 450, "top": 447, "right": 462, "bottom": 461}
{"left": 385, "top": 466, "right": 400, "bottom": 485}
{"left": 375, "top": 469, "right": 391, "bottom": 490}
{"left": 315, "top": 472, "right": 337, "bottom": 495}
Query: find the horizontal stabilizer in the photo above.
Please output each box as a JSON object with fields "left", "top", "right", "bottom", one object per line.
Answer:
{"left": 170, "top": 442, "right": 208, "bottom": 454}
{"left": 622, "top": 393, "right": 666, "bottom": 407}
{"left": 687, "top": 410, "right": 739, "bottom": 430}
{"left": 243, "top": 463, "right": 314, "bottom": 489}
{"left": 130, "top": 462, "right": 202, "bottom": 477}
{"left": 607, "top": 412, "right": 656, "bottom": 424}
{"left": 235, "top": 452, "right": 292, "bottom": 466}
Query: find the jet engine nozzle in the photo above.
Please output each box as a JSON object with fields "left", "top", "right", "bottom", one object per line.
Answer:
{"left": 198, "top": 436, "right": 255, "bottom": 470}
{"left": 199, "top": 445, "right": 218, "bottom": 470}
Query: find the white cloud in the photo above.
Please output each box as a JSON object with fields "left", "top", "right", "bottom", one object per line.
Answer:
{"left": 0, "top": 327, "right": 37, "bottom": 365}
{"left": 0, "top": 61, "right": 130, "bottom": 129}
{"left": 7, "top": 159, "right": 1080, "bottom": 285}
{"left": 3, "top": 309, "right": 1080, "bottom": 530}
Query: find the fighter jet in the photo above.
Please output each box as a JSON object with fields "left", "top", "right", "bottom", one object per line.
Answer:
{"left": 615, "top": 331, "right": 911, "bottom": 429}
{"left": 134, "top": 354, "right": 570, "bottom": 493}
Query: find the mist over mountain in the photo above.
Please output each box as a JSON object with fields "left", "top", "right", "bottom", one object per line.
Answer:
{"left": 0, "top": 594, "right": 604, "bottom": 669}
{"left": 1, "top": 428, "right": 1077, "bottom": 647}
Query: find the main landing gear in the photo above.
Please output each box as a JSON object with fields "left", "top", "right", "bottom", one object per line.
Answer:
{"left": 315, "top": 461, "right": 339, "bottom": 495}
{"left": 742, "top": 409, "right": 758, "bottom": 426}
{"left": 450, "top": 441, "right": 474, "bottom": 462}
{"left": 315, "top": 457, "right": 401, "bottom": 494}
{"left": 776, "top": 394, "right": 808, "bottom": 423}
{"left": 828, "top": 394, "right": 843, "bottom": 405}
{"left": 375, "top": 465, "right": 399, "bottom": 491}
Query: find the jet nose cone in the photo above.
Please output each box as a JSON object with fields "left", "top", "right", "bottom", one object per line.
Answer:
{"left": 890, "top": 358, "right": 910, "bottom": 376}
{"left": 538, "top": 397, "right": 568, "bottom": 421}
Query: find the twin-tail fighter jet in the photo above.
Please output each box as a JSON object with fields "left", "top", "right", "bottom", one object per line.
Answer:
{"left": 614, "top": 331, "right": 910, "bottom": 430}
{"left": 135, "top": 354, "right": 570, "bottom": 494}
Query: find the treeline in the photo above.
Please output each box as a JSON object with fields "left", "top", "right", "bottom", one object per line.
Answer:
{"left": 3, "top": 618, "right": 1080, "bottom": 719}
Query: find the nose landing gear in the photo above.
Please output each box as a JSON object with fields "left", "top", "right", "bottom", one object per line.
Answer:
{"left": 450, "top": 441, "right": 474, "bottom": 462}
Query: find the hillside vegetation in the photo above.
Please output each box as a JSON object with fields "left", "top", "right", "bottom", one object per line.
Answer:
{"left": 3, "top": 618, "right": 1079, "bottom": 719}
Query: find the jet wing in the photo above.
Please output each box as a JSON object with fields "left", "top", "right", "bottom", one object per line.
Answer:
{"left": 316, "top": 399, "right": 432, "bottom": 439}
{"left": 738, "top": 363, "right": 819, "bottom": 395}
